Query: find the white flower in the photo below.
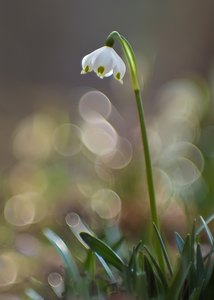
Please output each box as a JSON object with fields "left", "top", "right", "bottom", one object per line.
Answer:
{"left": 81, "top": 46, "right": 126, "bottom": 84}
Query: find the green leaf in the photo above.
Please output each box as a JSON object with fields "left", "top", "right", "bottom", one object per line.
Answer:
{"left": 84, "top": 250, "right": 96, "bottom": 273}
{"left": 84, "top": 246, "right": 117, "bottom": 282}
{"left": 189, "top": 280, "right": 204, "bottom": 300}
{"left": 166, "top": 235, "right": 192, "bottom": 300}
{"left": 168, "top": 264, "right": 191, "bottom": 300}
{"left": 196, "top": 244, "right": 204, "bottom": 283}
{"left": 68, "top": 217, "right": 117, "bottom": 282}
{"left": 43, "top": 228, "right": 80, "bottom": 284}
{"left": 144, "top": 246, "right": 168, "bottom": 291}
{"left": 80, "top": 232, "right": 127, "bottom": 272}
{"left": 153, "top": 223, "right": 173, "bottom": 277}
{"left": 189, "top": 221, "right": 197, "bottom": 293}
{"left": 196, "top": 213, "right": 214, "bottom": 236}
{"left": 128, "top": 240, "right": 143, "bottom": 273}
{"left": 96, "top": 254, "right": 117, "bottom": 283}
{"left": 126, "top": 241, "right": 144, "bottom": 293}
{"left": 175, "top": 232, "right": 184, "bottom": 254}
{"left": 203, "top": 252, "right": 214, "bottom": 292}
{"left": 199, "top": 216, "right": 213, "bottom": 245}
{"left": 135, "top": 271, "right": 149, "bottom": 300}
{"left": 190, "top": 220, "right": 196, "bottom": 259}
{"left": 144, "top": 255, "right": 159, "bottom": 298}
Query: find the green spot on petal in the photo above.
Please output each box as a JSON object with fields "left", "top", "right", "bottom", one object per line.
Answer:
{"left": 116, "top": 72, "right": 121, "bottom": 80}
{"left": 85, "top": 65, "right": 90, "bottom": 72}
{"left": 97, "top": 66, "right": 105, "bottom": 75}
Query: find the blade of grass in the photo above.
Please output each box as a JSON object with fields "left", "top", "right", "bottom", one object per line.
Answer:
{"left": 189, "top": 280, "right": 204, "bottom": 300}
{"left": 67, "top": 217, "right": 116, "bottom": 282}
{"left": 128, "top": 240, "right": 143, "bottom": 273}
{"left": 168, "top": 264, "right": 191, "bottom": 300}
{"left": 84, "top": 250, "right": 96, "bottom": 273}
{"left": 96, "top": 254, "right": 117, "bottom": 283}
{"left": 43, "top": 228, "right": 80, "bottom": 284}
{"left": 190, "top": 220, "right": 196, "bottom": 260}
{"left": 203, "top": 252, "right": 214, "bottom": 291}
{"left": 189, "top": 220, "right": 197, "bottom": 293}
{"left": 135, "top": 271, "right": 149, "bottom": 300}
{"left": 80, "top": 232, "right": 127, "bottom": 272}
{"left": 144, "top": 254, "right": 160, "bottom": 298}
{"left": 175, "top": 232, "right": 184, "bottom": 255}
{"left": 196, "top": 213, "right": 214, "bottom": 236}
{"left": 166, "top": 234, "right": 192, "bottom": 300}
{"left": 196, "top": 244, "right": 204, "bottom": 283}
{"left": 84, "top": 246, "right": 117, "bottom": 282}
{"left": 126, "top": 241, "right": 144, "bottom": 293}
{"left": 153, "top": 223, "right": 173, "bottom": 277}
{"left": 199, "top": 216, "right": 213, "bottom": 245}
{"left": 144, "top": 246, "right": 168, "bottom": 291}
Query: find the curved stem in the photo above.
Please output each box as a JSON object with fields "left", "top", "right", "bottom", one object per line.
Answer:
{"left": 106, "top": 31, "right": 159, "bottom": 228}
{"left": 106, "top": 31, "right": 164, "bottom": 268}
{"left": 106, "top": 31, "right": 139, "bottom": 90}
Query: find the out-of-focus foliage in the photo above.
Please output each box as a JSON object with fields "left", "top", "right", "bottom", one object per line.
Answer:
{"left": 25, "top": 215, "right": 214, "bottom": 299}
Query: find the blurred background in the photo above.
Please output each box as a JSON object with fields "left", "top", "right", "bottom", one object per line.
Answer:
{"left": 0, "top": 0, "right": 214, "bottom": 298}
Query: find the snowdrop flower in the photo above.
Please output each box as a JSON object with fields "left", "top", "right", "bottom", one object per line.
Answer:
{"left": 81, "top": 46, "right": 126, "bottom": 84}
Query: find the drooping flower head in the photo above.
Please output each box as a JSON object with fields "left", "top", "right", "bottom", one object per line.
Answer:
{"left": 81, "top": 46, "right": 126, "bottom": 84}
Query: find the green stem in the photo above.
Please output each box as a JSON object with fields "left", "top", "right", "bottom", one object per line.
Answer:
{"left": 134, "top": 89, "right": 159, "bottom": 227}
{"left": 106, "top": 31, "right": 164, "bottom": 269}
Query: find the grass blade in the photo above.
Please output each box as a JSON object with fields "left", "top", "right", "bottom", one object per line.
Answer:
{"left": 144, "top": 254, "right": 160, "bottom": 298}
{"left": 43, "top": 228, "right": 80, "bottom": 284}
{"left": 144, "top": 246, "right": 168, "bottom": 291}
{"left": 153, "top": 223, "right": 173, "bottom": 277}
{"left": 80, "top": 232, "right": 127, "bottom": 272}
{"left": 196, "top": 244, "right": 204, "bottom": 282}
{"left": 200, "top": 216, "right": 213, "bottom": 245}
{"left": 128, "top": 240, "right": 143, "bottom": 273}
{"left": 196, "top": 213, "right": 214, "bottom": 236}
{"left": 96, "top": 254, "right": 117, "bottom": 283}
{"left": 126, "top": 241, "right": 144, "bottom": 293}
{"left": 175, "top": 232, "right": 184, "bottom": 254}
{"left": 135, "top": 271, "right": 149, "bottom": 300}
{"left": 189, "top": 220, "right": 197, "bottom": 292}
{"left": 67, "top": 216, "right": 117, "bottom": 282}
{"left": 203, "top": 252, "right": 214, "bottom": 292}
{"left": 166, "top": 235, "right": 192, "bottom": 300}
{"left": 189, "top": 280, "right": 204, "bottom": 300}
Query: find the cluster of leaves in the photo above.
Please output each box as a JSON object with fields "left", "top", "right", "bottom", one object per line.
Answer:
{"left": 26, "top": 215, "right": 214, "bottom": 300}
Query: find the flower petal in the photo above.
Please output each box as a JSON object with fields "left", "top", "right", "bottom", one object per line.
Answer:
{"left": 104, "top": 70, "right": 113, "bottom": 77}
{"left": 81, "top": 47, "right": 104, "bottom": 74}
{"left": 112, "top": 51, "right": 126, "bottom": 83}
{"left": 92, "top": 46, "right": 114, "bottom": 77}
